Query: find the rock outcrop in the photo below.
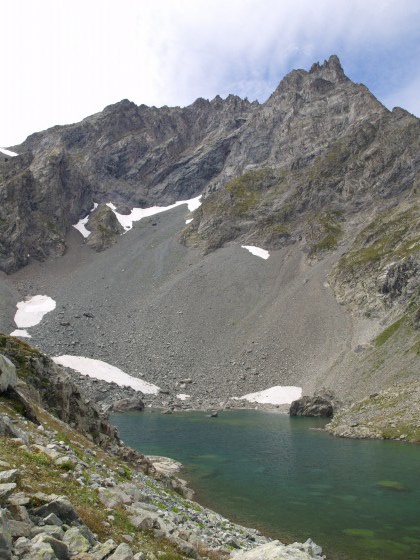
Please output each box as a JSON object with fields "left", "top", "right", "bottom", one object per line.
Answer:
{"left": 0, "top": 335, "right": 119, "bottom": 447}
{"left": 289, "top": 396, "right": 334, "bottom": 417}
{"left": 85, "top": 204, "right": 125, "bottom": 251}
{"left": 325, "top": 379, "right": 420, "bottom": 442}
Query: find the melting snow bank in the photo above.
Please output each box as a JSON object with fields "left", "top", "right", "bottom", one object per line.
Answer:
{"left": 10, "top": 329, "right": 31, "bottom": 338}
{"left": 176, "top": 394, "right": 191, "bottom": 401}
{"left": 0, "top": 147, "right": 19, "bottom": 157}
{"left": 107, "top": 195, "right": 202, "bottom": 232}
{"left": 14, "top": 295, "right": 56, "bottom": 328}
{"left": 238, "top": 386, "right": 302, "bottom": 405}
{"left": 52, "top": 355, "right": 161, "bottom": 394}
{"left": 73, "top": 202, "right": 98, "bottom": 237}
{"left": 241, "top": 245, "right": 270, "bottom": 259}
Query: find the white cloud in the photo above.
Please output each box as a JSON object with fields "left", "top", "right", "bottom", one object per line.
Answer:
{"left": 1, "top": 0, "right": 419, "bottom": 146}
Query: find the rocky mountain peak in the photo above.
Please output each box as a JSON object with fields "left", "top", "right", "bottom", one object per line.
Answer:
{"left": 309, "top": 54, "right": 347, "bottom": 82}
{"left": 0, "top": 55, "right": 417, "bottom": 276}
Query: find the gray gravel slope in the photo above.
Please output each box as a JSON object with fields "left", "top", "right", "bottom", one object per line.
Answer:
{"left": 4, "top": 205, "right": 352, "bottom": 406}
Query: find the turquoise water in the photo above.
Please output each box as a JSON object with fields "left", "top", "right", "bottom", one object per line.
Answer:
{"left": 111, "top": 410, "right": 420, "bottom": 560}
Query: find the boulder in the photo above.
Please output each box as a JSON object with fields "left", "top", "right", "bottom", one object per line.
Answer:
{"left": 110, "top": 397, "right": 144, "bottom": 413}
{"left": 31, "top": 497, "right": 80, "bottom": 524}
{"left": 289, "top": 396, "right": 334, "bottom": 417}
{"left": 32, "top": 534, "right": 69, "bottom": 560}
{"left": 0, "top": 483, "right": 17, "bottom": 504}
{"left": 0, "top": 469, "right": 19, "bottom": 484}
{"left": 98, "top": 487, "right": 132, "bottom": 509}
{"left": 0, "top": 507, "right": 12, "bottom": 560}
{"left": 62, "top": 528, "right": 91, "bottom": 555}
{"left": 89, "top": 539, "right": 117, "bottom": 560}
{"left": 107, "top": 543, "right": 134, "bottom": 560}
{"left": 22, "top": 541, "right": 58, "bottom": 560}
{"left": 0, "top": 354, "right": 17, "bottom": 393}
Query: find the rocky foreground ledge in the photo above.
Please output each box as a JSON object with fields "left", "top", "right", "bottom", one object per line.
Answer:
{"left": 0, "top": 339, "right": 325, "bottom": 559}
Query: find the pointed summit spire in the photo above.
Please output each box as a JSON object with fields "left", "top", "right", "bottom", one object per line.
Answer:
{"left": 309, "top": 55, "right": 347, "bottom": 82}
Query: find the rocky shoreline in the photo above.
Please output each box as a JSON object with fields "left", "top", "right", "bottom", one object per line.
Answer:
{"left": 325, "top": 379, "right": 420, "bottom": 443}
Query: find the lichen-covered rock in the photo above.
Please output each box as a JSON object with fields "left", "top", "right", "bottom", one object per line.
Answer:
{"left": 0, "top": 354, "right": 17, "bottom": 392}
{"left": 62, "top": 528, "right": 91, "bottom": 556}
{"left": 107, "top": 543, "right": 134, "bottom": 560}
{"left": 31, "top": 534, "right": 69, "bottom": 560}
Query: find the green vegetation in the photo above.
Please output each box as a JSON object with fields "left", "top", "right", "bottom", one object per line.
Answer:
{"left": 308, "top": 210, "right": 344, "bottom": 254}
{"left": 0, "top": 396, "right": 187, "bottom": 559}
{"left": 337, "top": 205, "right": 420, "bottom": 274}
{"left": 374, "top": 317, "right": 405, "bottom": 347}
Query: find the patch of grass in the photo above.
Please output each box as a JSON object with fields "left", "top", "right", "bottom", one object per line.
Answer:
{"left": 153, "top": 501, "right": 166, "bottom": 510}
{"left": 374, "top": 317, "right": 405, "bottom": 347}
{"left": 308, "top": 210, "right": 344, "bottom": 254}
{"left": 116, "top": 464, "right": 133, "bottom": 481}
{"left": 224, "top": 170, "right": 265, "bottom": 216}
{"left": 337, "top": 205, "right": 420, "bottom": 274}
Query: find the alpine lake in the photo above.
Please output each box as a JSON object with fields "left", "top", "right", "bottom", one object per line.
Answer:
{"left": 111, "top": 409, "right": 420, "bottom": 560}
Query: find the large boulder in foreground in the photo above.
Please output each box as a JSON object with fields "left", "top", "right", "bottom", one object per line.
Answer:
{"left": 289, "top": 396, "right": 333, "bottom": 417}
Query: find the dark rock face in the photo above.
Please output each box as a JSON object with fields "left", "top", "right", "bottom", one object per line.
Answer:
{"left": 0, "top": 95, "right": 255, "bottom": 273}
{"left": 110, "top": 397, "right": 145, "bottom": 412}
{"left": 0, "top": 335, "right": 119, "bottom": 447}
{"left": 289, "top": 396, "right": 334, "bottom": 417}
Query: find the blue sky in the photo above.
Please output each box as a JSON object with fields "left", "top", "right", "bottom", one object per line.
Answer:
{"left": 1, "top": 0, "right": 419, "bottom": 147}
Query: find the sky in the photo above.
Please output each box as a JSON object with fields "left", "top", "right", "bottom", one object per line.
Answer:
{"left": 1, "top": 0, "right": 419, "bottom": 147}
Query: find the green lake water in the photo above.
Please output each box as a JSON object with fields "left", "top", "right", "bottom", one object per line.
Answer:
{"left": 111, "top": 409, "right": 420, "bottom": 560}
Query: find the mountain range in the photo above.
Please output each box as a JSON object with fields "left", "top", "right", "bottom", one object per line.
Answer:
{"left": 0, "top": 55, "right": 419, "bottom": 428}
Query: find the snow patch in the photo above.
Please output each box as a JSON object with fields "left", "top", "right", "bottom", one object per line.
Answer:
{"left": 187, "top": 196, "right": 202, "bottom": 212}
{"left": 107, "top": 195, "right": 202, "bottom": 232}
{"left": 176, "top": 394, "right": 191, "bottom": 401}
{"left": 0, "top": 147, "right": 19, "bottom": 157}
{"left": 73, "top": 202, "right": 98, "bottom": 238}
{"left": 14, "top": 295, "right": 56, "bottom": 328}
{"left": 10, "top": 329, "right": 31, "bottom": 338}
{"left": 52, "top": 355, "right": 160, "bottom": 394}
{"left": 238, "top": 386, "right": 302, "bottom": 405}
{"left": 241, "top": 245, "right": 270, "bottom": 259}
{"left": 185, "top": 218, "right": 193, "bottom": 224}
